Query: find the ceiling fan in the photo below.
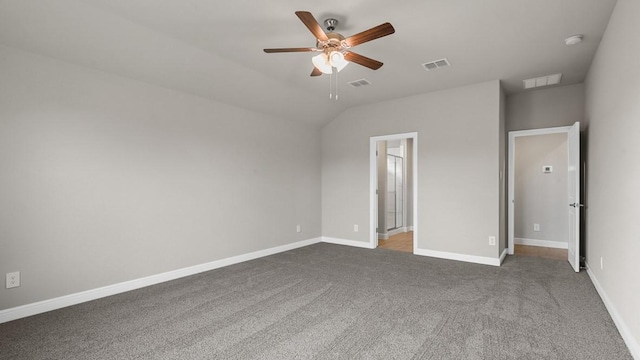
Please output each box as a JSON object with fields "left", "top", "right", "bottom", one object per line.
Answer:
{"left": 264, "top": 11, "right": 395, "bottom": 76}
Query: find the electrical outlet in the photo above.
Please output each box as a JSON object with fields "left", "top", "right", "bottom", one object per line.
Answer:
{"left": 533, "top": 224, "right": 540, "bottom": 231}
{"left": 6, "top": 271, "right": 20, "bottom": 289}
{"left": 354, "top": 224, "right": 359, "bottom": 232}
{"left": 296, "top": 224, "right": 301, "bottom": 233}
{"left": 488, "top": 236, "right": 496, "bottom": 246}
{"left": 600, "top": 257, "right": 603, "bottom": 270}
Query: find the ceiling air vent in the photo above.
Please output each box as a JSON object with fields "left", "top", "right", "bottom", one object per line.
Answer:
{"left": 523, "top": 73, "right": 562, "bottom": 89}
{"left": 348, "top": 79, "right": 371, "bottom": 88}
{"left": 422, "top": 58, "right": 450, "bottom": 71}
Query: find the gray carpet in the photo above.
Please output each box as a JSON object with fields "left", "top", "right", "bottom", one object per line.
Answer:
{"left": 0, "top": 243, "right": 632, "bottom": 359}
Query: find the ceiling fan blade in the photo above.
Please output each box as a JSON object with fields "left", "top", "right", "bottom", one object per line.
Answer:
{"left": 295, "top": 11, "right": 329, "bottom": 41}
{"left": 344, "top": 22, "right": 395, "bottom": 47}
{"left": 263, "top": 47, "right": 317, "bottom": 53}
{"left": 310, "top": 67, "right": 322, "bottom": 77}
{"left": 344, "top": 51, "right": 383, "bottom": 70}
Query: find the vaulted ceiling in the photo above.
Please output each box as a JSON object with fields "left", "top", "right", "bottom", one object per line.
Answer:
{"left": 0, "top": 0, "right": 617, "bottom": 125}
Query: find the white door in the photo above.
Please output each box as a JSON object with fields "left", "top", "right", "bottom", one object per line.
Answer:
{"left": 567, "top": 122, "right": 581, "bottom": 272}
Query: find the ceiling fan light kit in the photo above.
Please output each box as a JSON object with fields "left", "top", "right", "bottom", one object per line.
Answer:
{"left": 312, "top": 50, "right": 349, "bottom": 75}
{"left": 312, "top": 53, "right": 333, "bottom": 74}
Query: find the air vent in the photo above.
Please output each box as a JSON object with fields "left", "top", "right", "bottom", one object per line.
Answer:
{"left": 523, "top": 73, "right": 562, "bottom": 89}
{"left": 422, "top": 58, "right": 450, "bottom": 71}
{"left": 348, "top": 79, "right": 371, "bottom": 88}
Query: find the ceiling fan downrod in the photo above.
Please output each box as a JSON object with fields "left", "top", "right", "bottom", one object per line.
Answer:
{"left": 324, "top": 18, "right": 338, "bottom": 32}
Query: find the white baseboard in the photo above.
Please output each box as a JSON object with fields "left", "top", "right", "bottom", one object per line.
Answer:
{"left": 586, "top": 263, "right": 640, "bottom": 359}
{"left": 514, "top": 237, "right": 568, "bottom": 249}
{"left": 0, "top": 237, "right": 322, "bottom": 324}
{"left": 379, "top": 227, "right": 413, "bottom": 240}
{"left": 322, "top": 237, "right": 376, "bottom": 249}
{"left": 387, "top": 227, "right": 406, "bottom": 237}
{"left": 413, "top": 248, "right": 501, "bottom": 267}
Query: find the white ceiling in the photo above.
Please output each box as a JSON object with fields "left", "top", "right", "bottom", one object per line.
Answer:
{"left": 0, "top": 0, "right": 617, "bottom": 125}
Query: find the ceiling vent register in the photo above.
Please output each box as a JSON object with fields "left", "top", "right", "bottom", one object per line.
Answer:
{"left": 523, "top": 73, "right": 562, "bottom": 89}
{"left": 348, "top": 79, "right": 371, "bottom": 88}
{"left": 422, "top": 58, "right": 450, "bottom": 71}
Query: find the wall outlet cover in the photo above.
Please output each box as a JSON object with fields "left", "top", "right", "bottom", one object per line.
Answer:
{"left": 6, "top": 271, "right": 20, "bottom": 289}
{"left": 489, "top": 236, "right": 496, "bottom": 246}
{"left": 354, "top": 224, "right": 359, "bottom": 232}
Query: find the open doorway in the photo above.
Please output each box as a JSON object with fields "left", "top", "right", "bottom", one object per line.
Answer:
{"left": 369, "top": 133, "right": 418, "bottom": 253}
{"left": 512, "top": 132, "right": 569, "bottom": 261}
{"left": 508, "top": 123, "right": 581, "bottom": 271}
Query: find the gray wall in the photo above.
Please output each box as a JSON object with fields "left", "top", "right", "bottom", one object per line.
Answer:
{"left": 0, "top": 45, "right": 322, "bottom": 310}
{"left": 585, "top": 0, "right": 640, "bottom": 353}
{"left": 322, "top": 80, "right": 502, "bottom": 258}
{"left": 507, "top": 83, "right": 585, "bottom": 131}
{"left": 514, "top": 134, "right": 568, "bottom": 245}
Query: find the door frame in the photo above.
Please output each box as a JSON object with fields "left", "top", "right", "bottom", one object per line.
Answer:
{"left": 507, "top": 125, "right": 574, "bottom": 255}
{"left": 369, "top": 132, "right": 418, "bottom": 252}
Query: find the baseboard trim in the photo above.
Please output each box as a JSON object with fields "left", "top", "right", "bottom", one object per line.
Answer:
{"left": 379, "top": 227, "right": 413, "bottom": 240}
{"left": 586, "top": 263, "right": 640, "bottom": 359}
{"left": 413, "top": 248, "right": 501, "bottom": 267}
{"left": 322, "top": 237, "right": 376, "bottom": 249}
{"left": 514, "top": 237, "right": 568, "bottom": 249}
{"left": 0, "top": 237, "right": 322, "bottom": 324}
{"left": 499, "top": 248, "right": 508, "bottom": 265}
{"left": 387, "top": 227, "right": 406, "bottom": 237}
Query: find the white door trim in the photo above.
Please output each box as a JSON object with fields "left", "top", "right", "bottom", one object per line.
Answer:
{"left": 370, "top": 132, "right": 418, "bottom": 252}
{"left": 507, "top": 126, "right": 571, "bottom": 255}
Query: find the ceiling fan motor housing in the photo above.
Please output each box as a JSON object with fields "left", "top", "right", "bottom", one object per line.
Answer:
{"left": 317, "top": 32, "right": 348, "bottom": 53}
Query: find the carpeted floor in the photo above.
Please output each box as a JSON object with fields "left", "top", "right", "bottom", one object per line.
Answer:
{"left": 0, "top": 243, "right": 632, "bottom": 359}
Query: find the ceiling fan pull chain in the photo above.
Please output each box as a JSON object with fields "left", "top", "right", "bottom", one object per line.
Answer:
{"left": 335, "top": 70, "right": 339, "bottom": 100}
{"left": 329, "top": 70, "right": 333, "bottom": 99}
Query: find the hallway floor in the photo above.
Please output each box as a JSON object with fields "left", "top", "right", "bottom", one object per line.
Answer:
{"left": 378, "top": 231, "right": 413, "bottom": 253}
{"left": 514, "top": 244, "right": 568, "bottom": 261}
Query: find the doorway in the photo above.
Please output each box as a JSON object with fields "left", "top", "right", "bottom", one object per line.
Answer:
{"left": 507, "top": 123, "right": 581, "bottom": 271}
{"left": 369, "top": 133, "right": 418, "bottom": 253}
{"left": 386, "top": 142, "right": 405, "bottom": 233}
